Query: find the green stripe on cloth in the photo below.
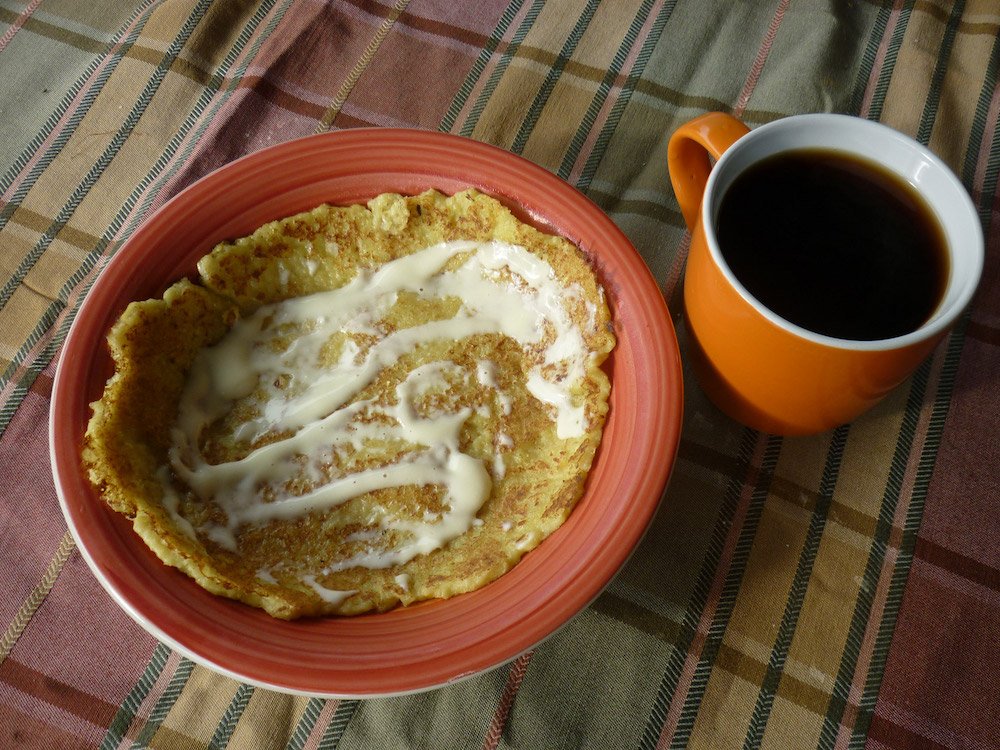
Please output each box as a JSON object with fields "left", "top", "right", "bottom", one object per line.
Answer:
{"left": 284, "top": 697, "right": 325, "bottom": 750}
{"left": 637, "top": 429, "right": 771, "bottom": 749}
{"left": 317, "top": 700, "right": 360, "bottom": 750}
{"left": 848, "top": 0, "right": 894, "bottom": 115}
{"left": 816, "top": 354, "right": 934, "bottom": 749}
{"left": 457, "top": 0, "right": 544, "bottom": 138}
{"left": 982, "top": 119, "right": 1000, "bottom": 224}
{"left": 128, "top": 656, "right": 196, "bottom": 750}
{"left": 961, "top": 25, "right": 1000, "bottom": 188}
{"left": 557, "top": 0, "right": 666, "bottom": 182}
{"left": 742, "top": 425, "right": 849, "bottom": 748}
{"left": 439, "top": 0, "right": 525, "bottom": 133}
{"left": 0, "top": 0, "right": 157, "bottom": 213}
{"left": 669, "top": 435, "right": 783, "bottom": 749}
{"left": 866, "top": 0, "right": 915, "bottom": 123}
{"left": 0, "top": 0, "right": 213, "bottom": 315}
{"left": 206, "top": 682, "right": 254, "bottom": 749}
{"left": 508, "top": 0, "right": 599, "bottom": 155}
{"left": 572, "top": 1, "right": 680, "bottom": 195}
{"left": 970, "top": 62, "right": 1000, "bottom": 232}
{"left": 591, "top": 588, "right": 682, "bottom": 647}
{"left": 914, "top": 0, "right": 966, "bottom": 145}
{"left": 98, "top": 643, "right": 172, "bottom": 750}
{"left": 586, "top": 185, "right": 684, "bottom": 226}
{"left": 818, "top": 360, "right": 930, "bottom": 750}
{"left": 0, "top": 0, "right": 285, "bottom": 437}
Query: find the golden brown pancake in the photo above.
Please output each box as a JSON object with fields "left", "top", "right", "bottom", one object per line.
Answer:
{"left": 83, "top": 189, "right": 614, "bottom": 619}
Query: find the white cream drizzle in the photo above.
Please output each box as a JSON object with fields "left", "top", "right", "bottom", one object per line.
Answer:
{"left": 166, "top": 240, "right": 598, "bottom": 576}
{"left": 203, "top": 523, "right": 237, "bottom": 552}
{"left": 302, "top": 575, "right": 356, "bottom": 604}
{"left": 255, "top": 567, "right": 278, "bottom": 584}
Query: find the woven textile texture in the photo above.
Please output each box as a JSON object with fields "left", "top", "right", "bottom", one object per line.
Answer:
{"left": 0, "top": 1, "right": 997, "bottom": 748}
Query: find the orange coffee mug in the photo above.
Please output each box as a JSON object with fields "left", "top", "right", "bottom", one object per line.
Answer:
{"left": 668, "top": 112, "right": 983, "bottom": 435}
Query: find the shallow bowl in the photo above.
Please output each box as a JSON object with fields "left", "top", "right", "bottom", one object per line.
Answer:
{"left": 50, "top": 128, "right": 683, "bottom": 697}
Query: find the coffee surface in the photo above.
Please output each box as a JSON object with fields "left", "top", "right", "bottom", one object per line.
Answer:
{"left": 717, "top": 148, "right": 949, "bottom": 341}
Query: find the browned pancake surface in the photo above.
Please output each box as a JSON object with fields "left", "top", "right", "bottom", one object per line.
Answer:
{"left": 83, "top": 189, "right": 614, "bottom": 618}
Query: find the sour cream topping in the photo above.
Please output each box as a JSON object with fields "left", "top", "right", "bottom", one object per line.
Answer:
{"left": 166, "top": 240, "right": 598, "bottom": 571}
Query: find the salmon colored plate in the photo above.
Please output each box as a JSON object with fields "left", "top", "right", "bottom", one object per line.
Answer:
{"left": 50, "top": 128, "right": 683, "bottom": 697}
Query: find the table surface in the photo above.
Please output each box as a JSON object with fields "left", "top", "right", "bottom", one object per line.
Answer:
{"left": 1, "top": 1, "right": 997, "bottom": 748}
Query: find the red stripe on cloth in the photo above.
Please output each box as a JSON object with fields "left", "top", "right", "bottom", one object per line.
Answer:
{"left": 28, "top": 371, "right": 53, "bottom": 399}
{"left": 858, "top": 0, "right": 906, "bottom": 119}
{"left": 0, "top": 658, "right": 117, "bottom": 728}
{"left": 733, "top": 0, "right": 791, "bottom": 117}
{"left": 0, "top": 0, "right": 159, "bottom": 206}
{"left": 237, "top": 73, "right": 328, "bottom": 119}
{"left": 971, "top": 67, "right": 1000, "bottom": 207}
{"left": 0, "top": 701, "right": 94, "bottom": 750}
{"left": 302, "top": 699, "right": 340, "bottom": 750}
{"left": 868, "top": 558, "right": 1000, "bottom": 747}
{"left": 329, "top": 110, "right": 380, "bottom": 129}
{"left": 654, "top": 435, "right": 772, "bottom": 749}
{"left": 0, "top": 0, "right": 42, "bottom": 56}
{"left": 866, "top": 712, "right": 958, "bottom": 750}
{"left": 394, "top": 1, "right": 494, "bottom": 51}
{"left": 564, "top": 0, "right": 672, "bottom": 186}
{"left": 481, "top": 651, "right": 534, "bottom": 750}
{"left": 914, "top": 537, "right": 1000, "bottom": 593}
{"left": 965, "top": 318, "right": 1000, "bottom": 346}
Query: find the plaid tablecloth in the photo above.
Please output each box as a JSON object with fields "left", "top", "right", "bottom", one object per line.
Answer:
{"left": 1, "top": 1, "right": 997, "bottom": 748}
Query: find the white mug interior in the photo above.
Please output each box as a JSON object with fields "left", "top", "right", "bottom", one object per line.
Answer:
{"left": 701, "top": 113, "right": 984, "bottom": 352}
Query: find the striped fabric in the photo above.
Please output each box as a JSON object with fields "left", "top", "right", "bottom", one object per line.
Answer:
{"left": 1, "top": 0, "right": 997, "bottom": 747}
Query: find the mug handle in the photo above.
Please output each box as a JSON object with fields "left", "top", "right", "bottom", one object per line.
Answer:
{"left": 667, "top": 112, "right": 750, "bottom": 231}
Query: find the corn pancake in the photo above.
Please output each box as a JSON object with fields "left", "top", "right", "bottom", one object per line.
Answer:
{"left": 83, "top": 189, "right": 614, "bottom": 619}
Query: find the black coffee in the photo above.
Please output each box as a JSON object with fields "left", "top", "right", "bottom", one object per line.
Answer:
{"left": 716, "top": 148, "right": 949, "bottom": 341}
